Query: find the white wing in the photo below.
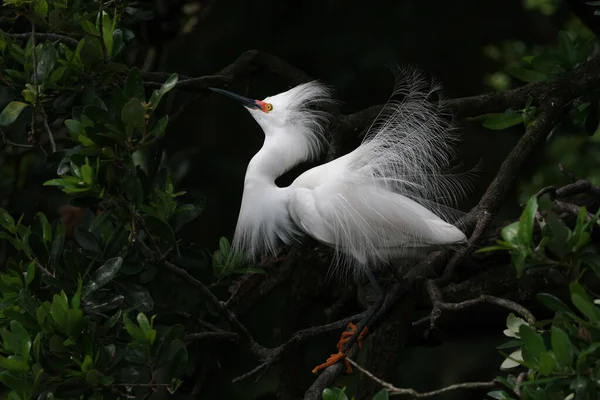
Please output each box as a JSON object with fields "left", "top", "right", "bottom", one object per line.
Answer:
{"left": 288, "top": 176, "right": 466, "bottom": 269}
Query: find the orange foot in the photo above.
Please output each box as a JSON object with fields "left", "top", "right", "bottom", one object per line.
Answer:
{"left": 312, "top": 322, "right": 368, "bottom": 374}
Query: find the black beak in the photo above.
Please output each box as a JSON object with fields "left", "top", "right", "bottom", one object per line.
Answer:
{"left": 209, "top": 87, "right": 261, "bottom": 109}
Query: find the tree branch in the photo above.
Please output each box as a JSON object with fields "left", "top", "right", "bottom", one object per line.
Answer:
{"left": 413, "top": 280, "right": 536, "bottom": 330}
{"left": 347, "top": 357, "right": 499, "bottom": 398}
{"left": 4, "top": 32, "right": 79, "bottom": 46}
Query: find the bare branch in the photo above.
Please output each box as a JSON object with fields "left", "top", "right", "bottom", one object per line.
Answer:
{"left": 413, "top": 280, "right": 536, "bottom": 329}
{"left": 41, "top": 109, "right": 57, "bottom": 153}
{"left": 160, "top": 258, "right": 269, "bottom": 358}
{"left": 4, "top": 32, "right": 79, "bottom": 46}
{"left": 134, "top": 239, "right": 269, "bottom": 359}
{"left": 184, "top": 331, "right": 238, "bottom": 342}
{"left": 346, "top": 358, "right": 498, "bottom": 398}
{"left": 98, "top": 0, "right": 108, "bottom": 62}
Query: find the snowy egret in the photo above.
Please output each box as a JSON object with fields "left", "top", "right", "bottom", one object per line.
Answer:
{"left": 209, "top": 68, "right": 470, "bottom": 373}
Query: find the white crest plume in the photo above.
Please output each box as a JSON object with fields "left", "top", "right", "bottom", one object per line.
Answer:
{"left": 228, "top": 68, "right": 473, "bottom": 277}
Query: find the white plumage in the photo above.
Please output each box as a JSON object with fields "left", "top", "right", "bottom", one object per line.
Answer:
{"left": 214, "top": 68, "right": 470, "bottom": 277}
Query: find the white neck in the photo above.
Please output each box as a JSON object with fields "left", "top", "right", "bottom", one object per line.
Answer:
{"left": 232, "top": 125, "right": 323, "bottom": 260}
{"left": 246, "top": 126, "right": 318, "bottom": 183}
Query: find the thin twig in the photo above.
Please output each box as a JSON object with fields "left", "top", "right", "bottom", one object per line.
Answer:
{"left": 346, "top": 358, "right": 498, "bottom": 398}
{"left": 135, "top": 239, "right": 269, "bottom": 359}
{"left": 4, "top": 32, "right": 79, "bottom": 46}
{"left": 41, "top": 109, "right": 57, "bottom": 153}
{"left": 97, "top": 1, "right": 109, "bottom": 62}
{"left": 413, "top": 280, "right": 536, "bottom": 329}
{"left": 3, "top": 140, "right": 35, "bottom": 149}
{"left": 184, "top": 331, "right": 238, "bottom": 342}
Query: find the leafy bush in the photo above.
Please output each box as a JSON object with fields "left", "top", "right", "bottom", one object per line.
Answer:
{"left": 0, "top": 1, "right": 247, "bottom": 398}
{"left": 481, "top": 195, "right": 600, "bottom": 400}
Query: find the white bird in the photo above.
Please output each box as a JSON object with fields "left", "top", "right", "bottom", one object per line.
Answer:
{"left": 209, "top": 67, "right": 470, "bottom": 372}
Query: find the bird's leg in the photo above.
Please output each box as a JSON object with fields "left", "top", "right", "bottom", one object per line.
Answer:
{"left": 341, "top": 268, "right": 384, "bottom": 352}
{"left": 312, "top": 268, "right": 385, "bottom": 374}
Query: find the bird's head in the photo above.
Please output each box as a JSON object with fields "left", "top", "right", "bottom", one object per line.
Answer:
{"left": 208, "top": 82, "right": 333, "bottom": 133}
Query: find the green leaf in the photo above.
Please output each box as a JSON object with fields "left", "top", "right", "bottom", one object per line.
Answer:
{"left": 32, "top": 0, "right": 48, "bottom": 18}
{"left": 82, "top": 257, "right": 123, "bottom": 299}
{"left": 506, "top": 66, "right": 548, "bottom": 83}
{"left": 136, "top": 313, "right": 156, "bottom": 346}
{"left": 530, "top": 54, "right": 567, "bottom": 75}
{"left": 558, "top": 31, "right": 577, "bottom": 65}
{"left": 121, "top": 98, "right": 146, "bottom": 127}
{"left": 511, "top": 251, "right": 527, "bottom": 278}
{"left": 34, "top": 43, "right": 56, "bottom": 83}
{"left": 81, "top": 354, "right": 93, "bottom": 372}
{"left": 519, "top": 325, "right": 545, "bottom": 365}
{"left": 65, "top": 119, "right": 82, "bottom": 136}
{"left": 124, "top": 68, "right": 145, "bottom": 101}
{"left": 372, "top": 389, "right": 389, "bottom": 400}
{"left": 25, "top": 260, "right": 35, "bottom": 287}
{"left": 322, "top": 387, "right": 348, "bottom": 400}
{"left": 537, "top": 293, "right": 576, "bottom": 315}
{"left": 501, "top": 221, "right": 520, "bottom": 244}
{"left": 49, "top": 291, "right": 69, "bottom": 331}
{"left": 144, "top": 215, "right": 177, "bottom": 250}
{"left": 0, "top": 208, "right": 15, "bottom": 232}
{"left": 551, "top": 326, "right": 573, "bottom": 369}
{"left": 537, "top": 351, "right": 555, "bottom": 375}
{"left": 482, "top": 112, "right": 523, "bottom": 130}
{"left": 34, "top": 212, "right": 52, "bottom": 243}
{"left": 476, "top": 244, "right": 513, "bottom": 253}
{"left": 80, "top": 163, "right": 94, "bottom": 185}
{"left": 50, "top": 223, "right": 65, "bottom": 264}
{"left": 148, "top": 73, "right": 178, "bottom": 110}
{"left": 0, "top": 355, "right": 29, "bottom": 372}
{"left": 0, "top": 101, "right": 28, "bottom": 126}
{"left": 581, "top": 252, "right": 600, "bottom": 279}
{"left": 0, "top": 321, "right": 32, "bottom": 363}
{"left": 123, "top": 313, "right": 147, "bottom": 345}
{"left": 99, "top": 12, "right": 114, "bottom": 56}
{"left": 74, "top": 226, "right": 101, "bottom": 254}
{"left": 219, "top": 237, "right": 231, "bottom": 256}
{"left": 545, "top": 212, "right": 570, "bottom": 259}
{"left": 117, "top": 282, "right": 154, "bottom": 312}
{"left": 86, "top": 369, "right": 102, "bottom": 386}
{"left": 149, "top": 115, "right": 169, "bottom": 138}
{"left": 570, "top": 282, "right": 600, "bottom": 323}
{"left": 518, "top": 196, "right": 538, "bottom": 246}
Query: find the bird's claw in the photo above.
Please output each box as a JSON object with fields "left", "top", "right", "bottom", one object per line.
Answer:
{"left": 312, "top": 322, "right": 368, "bottom": 374}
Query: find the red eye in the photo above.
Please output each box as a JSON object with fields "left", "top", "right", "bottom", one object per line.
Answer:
{"left": 259, "top": 101, "right": 273, "bottom": 113}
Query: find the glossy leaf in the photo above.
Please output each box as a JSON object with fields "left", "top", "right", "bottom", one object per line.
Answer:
{"left": 518, "top": 196, "right": 538, "bottom": 246}
{"left": 82, "top": 257, "right": 123, "bottom": 299}
{"left": 551, "top": 326, "right": 573, "bottom": 369}
{"left": 148, "top": 73, "right": 178, "bottom": 110}
{"left": 570, "top": 282, "right": 599, "bottom": 323}
{"left": 322, "top": 387, "right": 348, "bottom": 400}
{"left": 124, "top": 68, "right": 145, "bottom": 101}
{"left": 0, "top": 101, "right": 28, "bottom": 126}
{"left": 74, "top": 226, "right": 101, "bottom": 254}
{"left": 482, "top": 112, "right": 523, "bottom": 130}
{"left": 121, "top": 98, "right": 146, "bottom": 127}
{"left": 501, "top": 221, "right": 519, "bottom": 244}
{"left": 519, "top": 325, "right": 545, "bottom": 365}
{"left": 506, "top": 66, "right": 548, "bottom": 83}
